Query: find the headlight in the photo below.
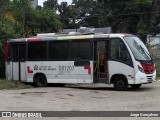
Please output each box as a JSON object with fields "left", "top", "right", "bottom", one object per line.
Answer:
{"left": 138, "top": 65, "right": 145, "bottom": 73}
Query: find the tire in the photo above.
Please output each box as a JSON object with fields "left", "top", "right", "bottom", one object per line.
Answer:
{"left": 130, "top": 84, "right": 142, "bottom": 89}
{"left": 34, "top": 74, "right": 47, "bottom": 87}
{"left": 113, "top": 76, "right": 128, "bottom": 91}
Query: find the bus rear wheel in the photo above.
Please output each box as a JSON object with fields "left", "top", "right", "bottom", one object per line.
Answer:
{"left": 34, "top": 74, "right": 47, "bottom": 87}
{"left": 113, "top": 76, "right": 128, "bottom": 91}
{"left": 130, "top": 84, "right": 142, "bottom": 89}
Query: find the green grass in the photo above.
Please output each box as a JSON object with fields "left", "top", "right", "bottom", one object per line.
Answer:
{"left": 0, "top": 79, "right": 33, "bottom": 90}
{"left": 157, "top": 76, "right": 160, "bottom": 80}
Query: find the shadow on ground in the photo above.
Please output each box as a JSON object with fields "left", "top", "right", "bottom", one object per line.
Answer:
{"left": 26, "top": 82, "right": 156, "bottom": 92}
{"left": 46, "top": 83, "right": 155, "bottom": 92}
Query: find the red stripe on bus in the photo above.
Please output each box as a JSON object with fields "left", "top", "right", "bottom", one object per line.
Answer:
{"left": 27, "top": 38, "right": 42, "bottom": 42}
{"left": 141, "top": 64, "right": 154, "bottom": 74}
{"left": 5, "top": 41, "right": 9, "bottom": 61}
{"left": 27, "top": 66, "right": 33, "bottom": 73}
{"left": 84, "top": 66, "right": 91, "bottom": 75}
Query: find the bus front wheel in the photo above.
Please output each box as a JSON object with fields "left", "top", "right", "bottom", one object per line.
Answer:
{"left": 113, "top": 76, "right": 128, "bottom": 91}
{"left": 34, "top": 74, "right": 47, "bottom": 87}
{"left": 130, "top": 84, "right": 142, "bottom": 89}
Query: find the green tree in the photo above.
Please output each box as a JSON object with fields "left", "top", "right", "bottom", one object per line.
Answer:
{"left": 0, "top": 0, "right": 62, "bottom": 77}
{"left": 36, "top": 7, "right": 62, "bottom": 33}
{"left": 0, "top": 0, "right": 10, "bottom": 22}
{"left": 43, "top": 0, "right": 58, "bottom": 10}
{"left": 137, "top": 21, "right": 148, "bottom": 42}
{"left": 72, "top": 0, "right": 98, "bottom": 27}
{"left": 72, "top": 0, "right": 154, "bottom": 36}
{"left": 58, "top": 2, "right": 78, "bottom": 29}
{"left": 0, "top": 21, "right": 19, "bottom": 77}
{"left": 12, "top": 0, "right": 62, "bottom": 37}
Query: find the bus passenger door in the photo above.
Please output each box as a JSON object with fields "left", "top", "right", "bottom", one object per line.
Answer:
{"left": 11, "top": 44, "right": 26, "bottom": 81}
{"left": 94, "top": 40, "right": 109, "bottom": 83}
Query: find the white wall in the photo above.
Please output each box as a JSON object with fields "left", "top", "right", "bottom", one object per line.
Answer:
{"left": 147, "top": 36, "right": 160, "bottom": 46}
{"left": 31, "top": 0, "right": 38, "bottom": 8}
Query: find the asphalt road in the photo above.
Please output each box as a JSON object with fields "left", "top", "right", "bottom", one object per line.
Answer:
{"left": 0, "top": 81, "right": 160, "bottom": 119}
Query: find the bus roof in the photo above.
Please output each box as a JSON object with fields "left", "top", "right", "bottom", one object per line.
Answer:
{"left": 8, "top": 33, "right": 134, "bottom": 42}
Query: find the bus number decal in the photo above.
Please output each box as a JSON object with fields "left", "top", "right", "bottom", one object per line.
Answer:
{"left": 59, "top": 66, "right": 74, "bottom": 74}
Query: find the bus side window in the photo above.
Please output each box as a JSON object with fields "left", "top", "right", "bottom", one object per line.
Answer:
{"left": 71, "top": 40, "right": 92, "bottom": 60}
{"left": 28, "top": 42, "right": 47, "bottom": 60}
{"left": 111, "top": 39, "right": 132, "bottom": 65}
{"left": 12, "top": 45, "right": 18, "bottom": 62}
{"left": 49, "top": 41, "right": 69, "bottom": 60}
{"left": 111, "top": 47, "right": 116, "bottom": 60}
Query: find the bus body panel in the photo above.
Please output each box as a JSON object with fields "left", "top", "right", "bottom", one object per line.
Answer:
{"left": 12, "top": 62, "right": 19, "bottom": 81}
{"left": 7, "top": 61, "right": 26, "bottom": 81}
{"left": 135, "top": 71, "right": 156, "bottom": 84}
{"left": 26, "top": 61, "right": 93, "bottom": 84}
{"left": 108, "top": 61, "right": 135, "bottom": 84}
{"left": 20, "top": 62, "right": 27, "bottom": 81}
{"left": 5, "top": 62, "right": 12, "bottom": 80}
{"left": 133, "top": 61, "right": 156, "bottom": 84}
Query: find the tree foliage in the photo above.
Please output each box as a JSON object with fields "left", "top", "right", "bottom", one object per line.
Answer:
{"left": 12, "top": 0, "right": 62, "bottom": 37}
{"left": 43, "top": 0, "right": 58, "bottom": 10}
{"left": 0, "top": 0, "right": 62, "bottom": 77}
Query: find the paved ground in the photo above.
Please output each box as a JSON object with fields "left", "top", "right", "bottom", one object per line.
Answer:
{"left": 0, "top": 81, "right": 160, "bottom": 119}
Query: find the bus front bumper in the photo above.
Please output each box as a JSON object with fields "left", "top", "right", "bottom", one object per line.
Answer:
{"left": 134, "top": 71, "right": 156, "bottom": 84}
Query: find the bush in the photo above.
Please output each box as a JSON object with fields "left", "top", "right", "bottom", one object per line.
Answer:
{"left": 149, "top": 47, "right": 160, "bottom": 77}
{"left": 0, "top": 21, "right": 19, "bottom": 77}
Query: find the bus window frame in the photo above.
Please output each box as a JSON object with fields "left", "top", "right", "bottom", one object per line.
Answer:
{"left": 70, "top": 39, "right": 93, "bottom": 61}
{"left": 92, "top": 38, "right": 110, "bottom": 62}
{"left": 48, "top": 40, "right": 70, "bottom": 61}
{"left": 27, "top": 41, "right": 48, "bottom": 61}
{"left": 108, "top": 37, "right": 134, "bottom": 68}
{"left": 10, "top": 42, "right": 27, "bottom": 62}
{"left": 26, "top": 39, "right": 93, "bottom": 61}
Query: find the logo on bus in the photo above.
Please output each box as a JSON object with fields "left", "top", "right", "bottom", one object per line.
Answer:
{"left": 34, "top": 65, "right": 38, "bottom": 70}
{"left": 33, "top": 65, "right": 56, "bottom": 71}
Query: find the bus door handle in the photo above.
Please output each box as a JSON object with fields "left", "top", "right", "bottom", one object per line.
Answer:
{"left": 74, "top": 61, "right": 90, "bottom": 67}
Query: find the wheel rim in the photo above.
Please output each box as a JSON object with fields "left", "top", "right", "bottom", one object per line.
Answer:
{"left": 117, "top": 80, "right": 125, "bottom": 88}
{"left": 38, "top": 77, "right": 45, "bottom": 86}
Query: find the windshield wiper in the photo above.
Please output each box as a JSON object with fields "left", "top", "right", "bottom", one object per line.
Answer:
{"left": 140, "top": 46, "right": 152, "bottom": 60}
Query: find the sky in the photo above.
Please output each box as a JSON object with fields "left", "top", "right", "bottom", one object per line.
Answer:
{"left": 38, "top": 0, "right": 72, "bottom": 6}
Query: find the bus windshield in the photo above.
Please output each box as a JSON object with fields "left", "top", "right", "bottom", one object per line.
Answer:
{"left": 124, "top": 36, "right": 152, "bottom": 61}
